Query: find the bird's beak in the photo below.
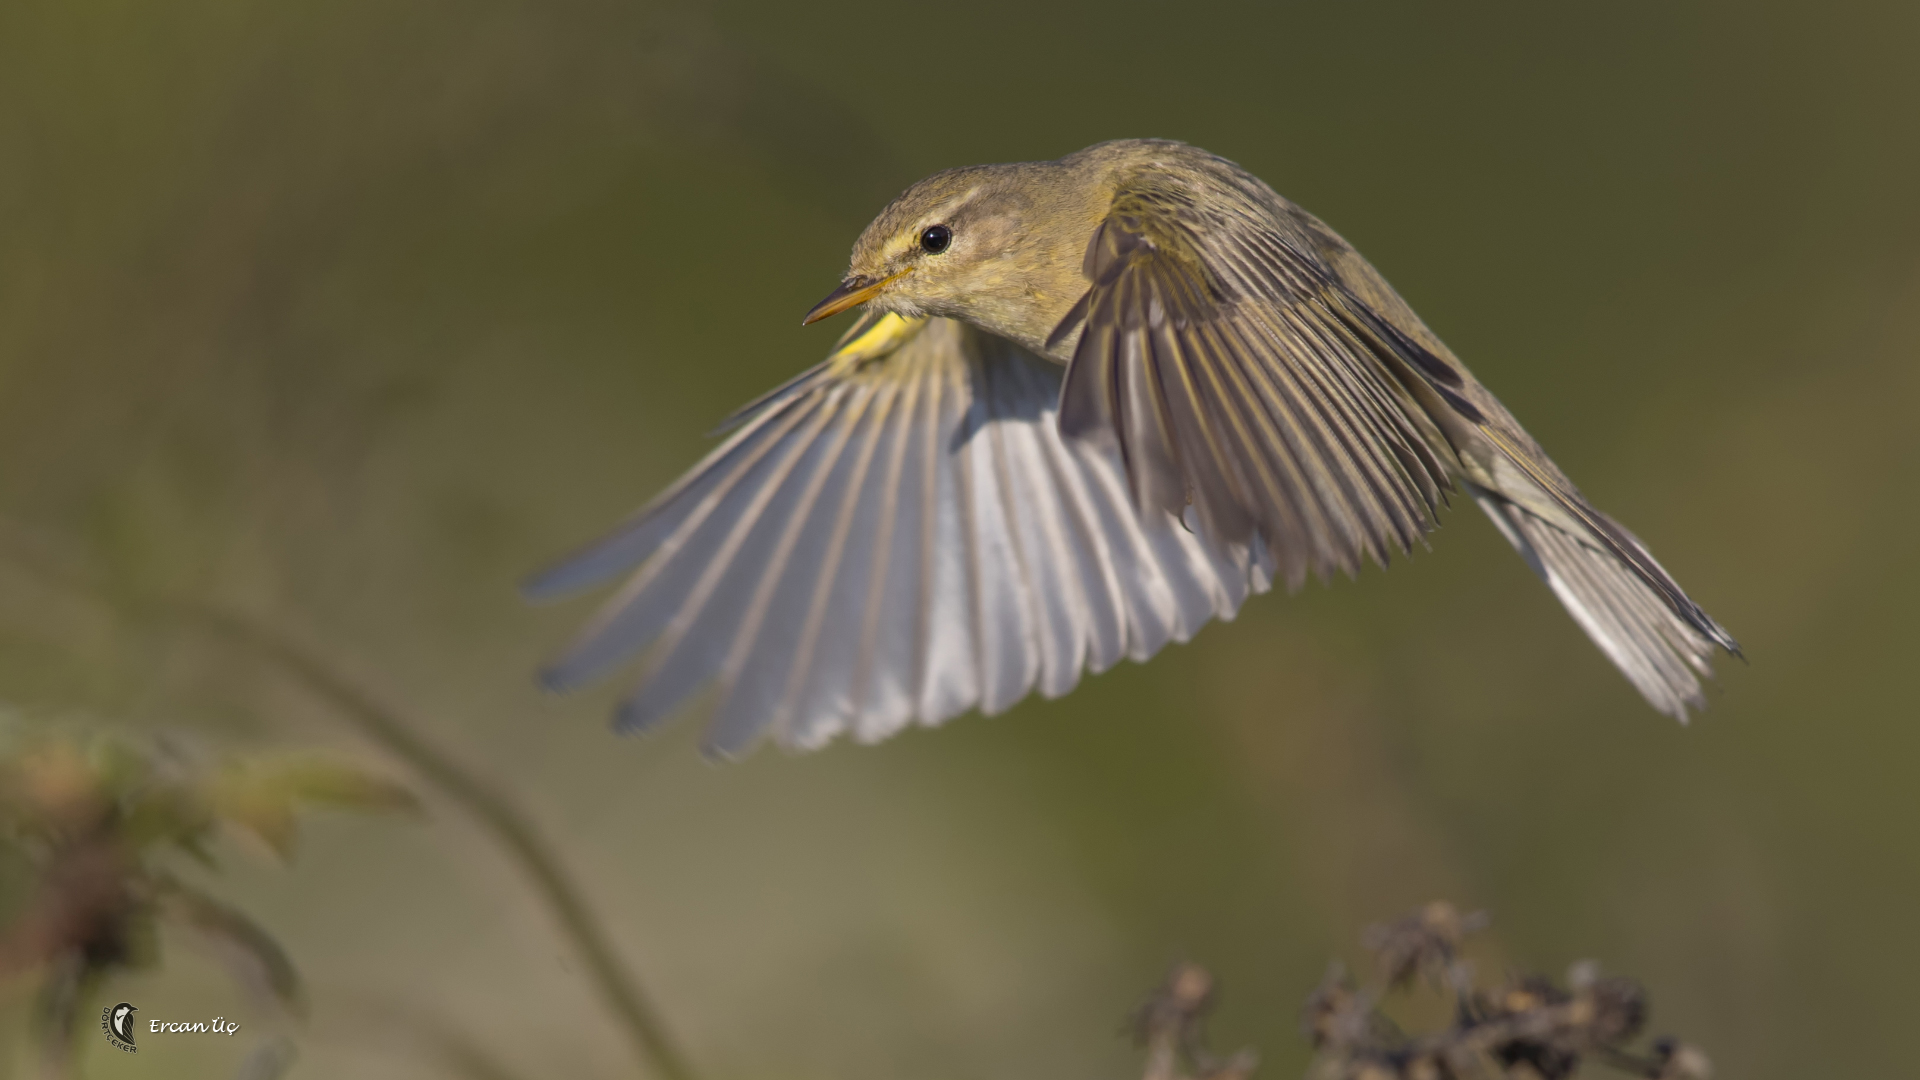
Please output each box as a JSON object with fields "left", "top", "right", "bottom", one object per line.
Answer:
{"left": 802, "top": 268, "right": 910, "bottom": 326}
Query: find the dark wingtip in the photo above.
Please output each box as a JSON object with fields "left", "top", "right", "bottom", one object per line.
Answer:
{"left": 612, "top": 700, "right": 650, "bottom": 736}
{"left": 613, "top": 697, "right": 683, "bottom": 739}
{"left": 537, "top": 664, "right": 579, "bottom": 695}
{"left": 1695, "top": 608, "right": 1744, "bottom": 662}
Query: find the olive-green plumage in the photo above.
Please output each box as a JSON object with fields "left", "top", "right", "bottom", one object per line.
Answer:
{"left": 531, "top": 139, "right": 1738, "bottom": 756}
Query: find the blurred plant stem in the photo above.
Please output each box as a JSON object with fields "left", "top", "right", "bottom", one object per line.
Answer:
{"left": 0, "top": 528, "right": 696, "bottom": 1080}
{"left": 189, "top": 608, "right": 697, "bottom": 1080}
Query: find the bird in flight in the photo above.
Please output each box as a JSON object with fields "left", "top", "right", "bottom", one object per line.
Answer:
{"left": 528, "top": 139, "right": 1738, "bottom": 757}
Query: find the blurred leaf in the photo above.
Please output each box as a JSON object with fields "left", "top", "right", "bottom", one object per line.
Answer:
{"left": 211, "top": 781, "right": 298, "bottom": 858}
{"left": 161, "top": 880, "right": 305, "bottom": 1014}
{"left": 267, "top": 758, "right": 420, "bottom": 813}
{"left": 205, "top": 756, "right": 418, "bottom": 858}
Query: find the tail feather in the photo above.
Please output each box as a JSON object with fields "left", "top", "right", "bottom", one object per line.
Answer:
{"left": 1471, "top": 485, "right": 1731, "bottom": 721}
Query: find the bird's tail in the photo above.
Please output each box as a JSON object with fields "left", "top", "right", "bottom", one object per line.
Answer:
{"left": 1469, "top": 485, "right": 1736, "bottom": 721}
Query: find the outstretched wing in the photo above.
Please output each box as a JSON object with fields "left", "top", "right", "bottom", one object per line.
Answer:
{"left": 1055, "top": 160, "right": 1736, "bottom": 719}
{"left": 1288, "top": 205, "right": 1740, "bottom": 718}
{"left": 1055, "top": 178, "right": 1456, "bottom": 592}
{"left": 527, "top": 313, "right": 1272, "bottom": 756}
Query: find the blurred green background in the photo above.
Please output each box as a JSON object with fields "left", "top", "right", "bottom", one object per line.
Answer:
{"left": 2, "top": 0, "right": 1917, "bottom": 1076}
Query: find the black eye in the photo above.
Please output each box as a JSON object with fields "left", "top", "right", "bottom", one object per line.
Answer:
{"left": 919, "top": 224, "right": 952, "bottom": 254}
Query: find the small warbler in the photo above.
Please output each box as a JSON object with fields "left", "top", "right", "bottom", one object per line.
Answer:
{"left": 530, "top": 139, "right": 1738, "bottom": 756}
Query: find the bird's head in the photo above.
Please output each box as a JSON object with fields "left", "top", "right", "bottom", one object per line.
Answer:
{"left": 803, "top": 159, "right": 1105, "bottom": 357}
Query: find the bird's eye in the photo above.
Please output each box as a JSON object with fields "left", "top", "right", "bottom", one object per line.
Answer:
{"left": 919, "top": 224, "right": 952, "bottom": 254}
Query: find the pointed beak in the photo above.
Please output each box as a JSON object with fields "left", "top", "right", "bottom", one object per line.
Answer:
{"left": 802, "top": 268, "right": 910, "bottom": 326}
